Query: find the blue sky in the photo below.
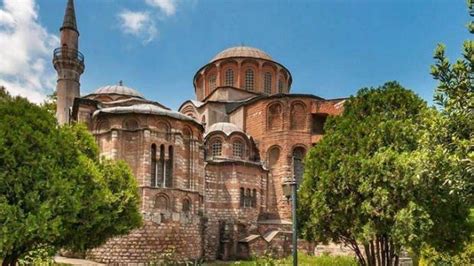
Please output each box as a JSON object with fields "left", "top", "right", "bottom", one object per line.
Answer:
{"left": 0, "top": 0, "right": 471, "bottom": 109}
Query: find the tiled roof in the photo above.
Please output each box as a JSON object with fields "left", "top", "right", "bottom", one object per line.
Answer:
{"left": 211, "top": 46, "right": 272, "bottom": 62}
{"left": 93, "top": 85, "right": 144, "bottom": 98}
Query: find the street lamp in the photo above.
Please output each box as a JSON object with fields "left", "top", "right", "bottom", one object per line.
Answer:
{"left": 282, "top": 177, "right": 298, "bottom": 266}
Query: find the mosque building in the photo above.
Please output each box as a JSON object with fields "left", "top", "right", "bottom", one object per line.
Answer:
{"left": 53, "top": 0, "right": 345, "bottom": 263}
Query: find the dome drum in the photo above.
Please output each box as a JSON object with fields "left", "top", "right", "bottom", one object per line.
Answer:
{"left": 193, "top": 46, "right": 293, "bottom": 101}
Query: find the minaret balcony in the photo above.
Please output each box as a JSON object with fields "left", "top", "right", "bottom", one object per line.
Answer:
{"left": 53, "top": 47, "right": 84, "bottom": 63}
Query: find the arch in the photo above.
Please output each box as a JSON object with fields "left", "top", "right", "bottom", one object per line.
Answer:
{"left": 292, "top": 146, "right": 306, "bottom": 186}
{"left": 96, "top": 119, "right": 109, "bottom": 133}
{"left": 264, "top": 72, "right": 272, "bottom": 94}
{"left": 208, "top": 73, "right": 217, "bottom": 92}
{"left": 267, "top": 145, "right": 281, "bottom": 168}
{"left": 278, "top": 76, "right": 284, "bottom": 93}
{"left": 224, "top": 68, "right": 234, "bottom": 86}
{"left": 123, "top": 118, "right": 138, "bottom": 130}
{"left": 154, "top": 194, "right": 169, "bottom": 210}
{"left": 290, "top": 102, "right": 307, "bottom": 130}
{"left": 165, "top": 146, "right": 173, "bottom": 188}
{"left": 244, "top": 68, "right": 255, "bottom": 91}
{"left": 210, "top": 138, "right": 222, "bottom": 158}
{"left": 155, "top": 120, "right": 170, "bottom": 140}
{"left": 232, "top": 140, "right": 245, "bottom": 159}
{"left": 267, "top": 102, "right": 283, "bottom": 131}
{"left": 182, "top": 198, "right": 192, "bottom": 213}
{"left": 151, "top": 144, "right": 157, "bottom": 187}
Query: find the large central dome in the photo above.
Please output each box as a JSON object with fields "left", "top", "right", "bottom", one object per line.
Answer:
{"left": 210, "top": 46, "right": 273, "bottom": 62}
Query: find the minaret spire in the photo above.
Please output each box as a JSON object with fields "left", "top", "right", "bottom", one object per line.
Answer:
{"left": 61, "top": 0, "right": 78, "bottom": 33}
{"left": 53, "top": 0, "right": 84, "bottom": 125}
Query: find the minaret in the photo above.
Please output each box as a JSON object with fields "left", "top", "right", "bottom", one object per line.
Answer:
{"left": 53, "top": 0, "right": 84, "bottom": 125}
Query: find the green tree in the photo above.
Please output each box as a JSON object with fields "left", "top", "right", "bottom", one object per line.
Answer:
{"left": 298, "top": 82, "right": 469, "bottom": 265}
{"left": 0, "top": 92, "right": 141, "bottom": 265}
{"left": 418, "top": 1, "right": 474, "bottom": 263}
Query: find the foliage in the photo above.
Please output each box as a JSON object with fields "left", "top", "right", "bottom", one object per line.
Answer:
{"left": 415, "top": 1, "right": 474, "bottom": 262}
{"left": 297, "top": 82, "right": 470, "bottom": 265}
{"left": 0, "top": 92, "right": 142, "bottom": 265}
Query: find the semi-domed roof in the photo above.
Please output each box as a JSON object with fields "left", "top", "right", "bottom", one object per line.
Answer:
{"left": 92, "top": 84, "right": 144, "bottom": 98}
{"left": 206, "top": 122, "right": 245, "bottom": 136}
{"left": 211, "top": 46, "right": 272, "bottom": 62}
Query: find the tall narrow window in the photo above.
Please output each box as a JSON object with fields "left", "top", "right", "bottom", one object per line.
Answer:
{"left": 293, "top": 147, "right": 306, "bottom": 187}
{"left": 211, "top": 140, "right": 222, "bottom": 157}
{"left": 264, "top": 72, "right": 272, "bottom": 94}
{"left": 165, "top": 146, "right": 173, "bottom": 188}
{"left": 151, "top": 144, "right": 157, "bottom": 187}
{"left": 225, "top": 68, "right": 234, "bottom": 86}
{"left": 208, "top": 74, "right": 217, "bottom": 91}
{"left": 184, "top": 129, "right": 192, "bottom": 189}
{"left": 245, "top": 188, "right": 251, "bottom": 207}
{"left": 157, "top": 145, "right": 165, "bottom": 187}
{"left": 240, "top": 188, "right": 245, "bottom": 207}
{"left": 252, "top": 189, "right": 257, "bottom": 208}
{"left": 278, "top": 79, "right": 284, "bottom": 93}
{"left": 233, "top": 141, "right": 244, "bottom": 158}
{"left": 244, "top": 69, "right": 254, "bottom": 91}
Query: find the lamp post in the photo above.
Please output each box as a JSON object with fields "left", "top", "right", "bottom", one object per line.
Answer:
{"left": 282, "top": 176, "right": 298, "bottom": 266}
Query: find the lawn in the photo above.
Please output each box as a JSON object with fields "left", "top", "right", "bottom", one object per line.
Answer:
{"left": 205, "top": 253, "right": 357, "bottom": 266}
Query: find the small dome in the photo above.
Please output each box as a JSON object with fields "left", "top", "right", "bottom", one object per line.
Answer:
{"left": 211, "top": 46, "right": 272, "bottom": 62}
{"left": 93, "top": 84, "right": 144, "bottom": 98}
{"left": 206, "top": 122, "right": 244, "bottom": 136}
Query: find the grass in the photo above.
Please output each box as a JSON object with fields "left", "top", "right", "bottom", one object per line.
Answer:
{"left": 206, "top": 252, "right": 357, "bottom": 266}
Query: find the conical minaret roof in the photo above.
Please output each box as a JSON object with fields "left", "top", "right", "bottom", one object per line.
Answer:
{"left": 60, "top": 0, "right": 78, "bottom": 33}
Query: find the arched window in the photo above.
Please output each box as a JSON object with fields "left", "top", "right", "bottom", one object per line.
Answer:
{"left": 244, "top": 69, "right": 254, "bottom": 91}
{"left": 233, "top": 140, "right": 244, "bottom": 158}
{"left": 96, "top": 119, "right": 109, "bottom": 133}
{"left": 151, "top": 144, "right": 157, "bottom": 187}
{"left": 267, "top": 146, "right": 281, "bottom": 168}
{"left": 290, "top": 103, "right": 307, "bottom": 130}
{"left": 211, "top": 139, "right": 222, "bottom": 157}
{"left": 252, "top": 189, "right": 257, "bottom": 208}
{"left": 154, "top": 194, "right": 169, "bottom": 210}
{"left": 240, "top": 188, "right": 245, "bottom": 207}
{"left": 156, "top": 122, "right": 170, "bottom": 140}
{"left": 268, "top": 103, "right": 282, "bottom": 131}
{"left": 264, "top": 72, "right": 272, "bottom": 94}
{"left": 208, "top": 74, "right": 217, "bottom": 91}
{"left": 165, "top": 146, "right": 173, "bottom": 188}
{"left": 182, "top": 198, "right": 192, "bottom": 213}
{"left": 225, "top": 68, "right": 234, "bottom": 86}
{"left": 157, "top": 144, "right": 165, "bottom": 187}
{"left": 278, "top": 78, "right": 284, "bottom": 93}
{"left": 123, "top": 119, "right": 138, "bottom": 130}
{"left": 293, "top": 147, "right": 306, "bottom": 186}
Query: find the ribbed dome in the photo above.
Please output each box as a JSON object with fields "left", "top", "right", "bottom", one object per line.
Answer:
{"left": 93, "top": 84, "right": 144, "bottom": 98}
{"left": 211, "top": 46, "right": 272, "bottom": 62}
{"left": 206, "top": 122, "right": 244, "bottom": 136}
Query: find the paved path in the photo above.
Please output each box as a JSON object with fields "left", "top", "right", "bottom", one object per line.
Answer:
{"left": 54, "top": 256, "right": 105, "bottom": 265}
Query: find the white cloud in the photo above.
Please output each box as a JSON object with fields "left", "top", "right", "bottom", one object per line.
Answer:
{"left": 118, "top": 10, "right": 157, "bottom": 44}
{"left": 0, "top": 0, "right": 58, "bottom": 103}
{"left": 118, "top": 0, "right": 183, "bottom": 44}
{"left": 0, "top": 0, "right": 59, "bottom": 103}
{"left": 145, "top": 0, "right": 177, "bottom": 16}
